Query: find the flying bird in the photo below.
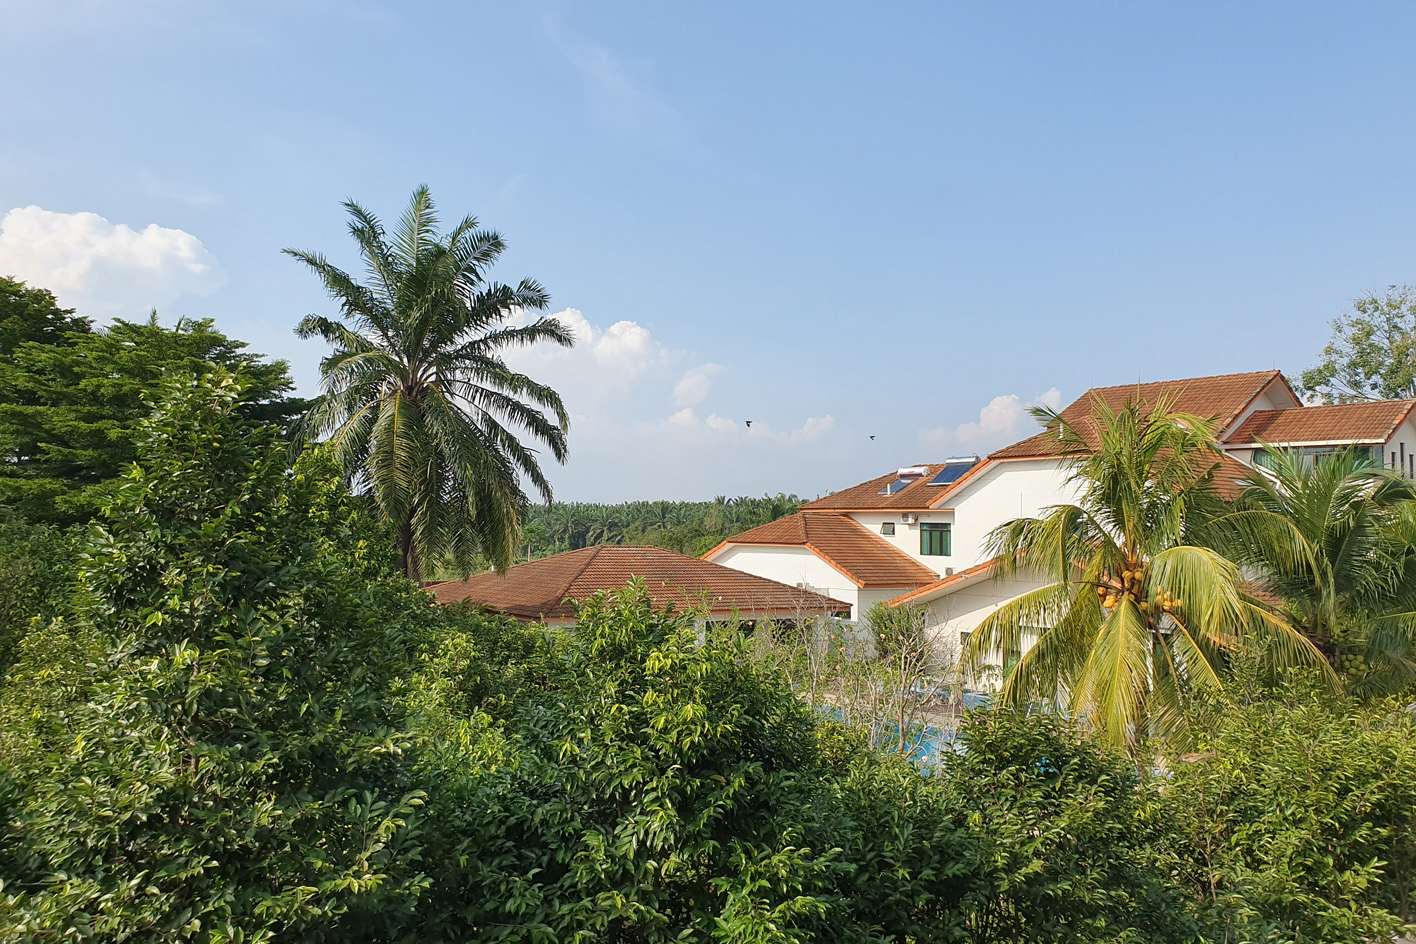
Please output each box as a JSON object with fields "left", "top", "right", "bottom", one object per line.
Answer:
{"left": 869, "top": 435, "right": 876, "bottom": 440}
{"left": 745, "top": 420, "right": 753, "bottom": 428}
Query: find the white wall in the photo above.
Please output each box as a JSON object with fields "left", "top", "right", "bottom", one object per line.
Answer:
{"left": 916, "top": 573, "right": 1049, "bottom": 651}
{"left": 1385, "top": 415, "right": 1416, "bottom": 478}
{"left": 845, "top": 511, "right": 954, "bottom": 573}
{"left": 846, "top": 460, "right": 1078, "bottom": 575}
{"left": 944, "top": 460, "right": 1080, "bottom": 569}
{"left": 709, "top": 544, "right": 862, "bottom": 617}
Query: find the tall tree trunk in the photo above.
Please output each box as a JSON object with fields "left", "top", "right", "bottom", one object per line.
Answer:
{"left": 399, "top": 519, "right": 419, "bottom": 581}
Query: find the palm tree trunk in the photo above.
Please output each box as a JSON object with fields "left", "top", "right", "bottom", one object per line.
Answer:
{"left": 399, "top": 519, "right": 419, "bottom": 581}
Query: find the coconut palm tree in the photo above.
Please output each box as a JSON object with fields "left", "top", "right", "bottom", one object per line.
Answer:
{"left": 962, "top": 395, "right": 1333, "bottom": 749}
{"left": 287, "top": 186, "right": 573, "bottom": 579}
{"left": 1206, "top": 447, "right": 1416, "bottom": 693}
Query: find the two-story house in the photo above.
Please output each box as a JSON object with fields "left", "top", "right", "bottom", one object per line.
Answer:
{"left": 705, "top": 370, "right": 1416, "bottom": 652}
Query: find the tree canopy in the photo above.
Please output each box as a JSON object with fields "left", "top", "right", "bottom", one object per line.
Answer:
{"left": 0, "top": 302, "right": 300, "bottom": 525}
{"left": 1298, "top": 285, "right": 1416, "bottom": 403}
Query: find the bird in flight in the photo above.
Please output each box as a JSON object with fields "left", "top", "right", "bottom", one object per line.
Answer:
{"left": 869, "top": 435, "right": 876, "bottom": 440}
{"left": 745, "top": 420, "right": 753, "bottom": 428}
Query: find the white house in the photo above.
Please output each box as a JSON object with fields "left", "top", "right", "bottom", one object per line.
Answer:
{"left": 705, "top": 370, "right": 1416, "bottom": 657}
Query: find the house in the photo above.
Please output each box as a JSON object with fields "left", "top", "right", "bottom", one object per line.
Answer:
{"left": 426, "top": 544, "right": 851, "bottom": 626}
{"left": 706, "top": 370, "right": 1416, "bottom": 652}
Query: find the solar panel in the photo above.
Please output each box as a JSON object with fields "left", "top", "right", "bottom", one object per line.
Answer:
{"left": 878, "top": 479, "right": 912, "bottom": 495}
{"left": 928, "top": 458, "right": 979, "bottom": 486}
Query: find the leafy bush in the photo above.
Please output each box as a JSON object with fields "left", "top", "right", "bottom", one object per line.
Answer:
{"left": 413, "top": 587, "right": 977, "bottom": 942}
{"left": 0, "top": 512, "right": 72, "bottom": 670}
{"left": 940, "top": 708, "right": 1200, "bottom": 943}
{"left": 1158, "top": 691, "right": 1416, "bottom": 943}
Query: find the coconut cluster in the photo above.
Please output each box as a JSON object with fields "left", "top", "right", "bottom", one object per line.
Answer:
{"left": 1093, "top": 563, "right": 1179, "bottom": 618}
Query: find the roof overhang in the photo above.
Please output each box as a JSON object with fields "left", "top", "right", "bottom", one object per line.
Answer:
{"left": 1226, "top": 438, "right": 1386, "bottom": 449}
{"left": 885, "top": 558, "right": 1001, "bottom": 607}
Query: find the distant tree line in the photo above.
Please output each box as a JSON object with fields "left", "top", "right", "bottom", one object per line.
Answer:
{"left": 522, "top": 493, "right": 802, "bottom": 560}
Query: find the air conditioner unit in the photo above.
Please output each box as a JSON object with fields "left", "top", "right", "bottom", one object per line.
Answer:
{"left": 900, "top": 513, "right": 917, "bottom": 525}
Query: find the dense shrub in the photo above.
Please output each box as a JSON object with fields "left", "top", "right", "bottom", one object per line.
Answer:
{"left": 1158, "top": 691, "right": 1416, "bottom": 943}
{"left": 0, "top": 513, "right": 72, "bottom": 670}
{"left": 940, "top": 709, "right": 1200, "bottom": 944}
{"left": 412, "top": 588, "right": 977, "bottom": 942}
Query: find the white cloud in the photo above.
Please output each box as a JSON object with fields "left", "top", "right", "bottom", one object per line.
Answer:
{"left": 673, "top": 362, "right": 723, "bottom": 406}
{"left": 705, "top": 412, "right": 736, "bottom": 432}
{"left": 917, "top": 388, "right": 1063, "bottom": 454}
{"left": 657, "top": 408, "right": 836, "bottom": 447}
{"left": 0, "top": 205, "right": 224, "bottom": 316}
{"left": 504, "top": 308, "right": 672, "bottom": 401}
{"left": 789, "top": 415, "right": 836, "bottom": 443}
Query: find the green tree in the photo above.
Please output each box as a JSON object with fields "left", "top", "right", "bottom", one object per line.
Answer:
{"left": 1299, "top": 285, "right": 1416, "bottom": 403}
{"left": 0, "top": 276, "right": 90, "bottom": 356}
{"left": 0, "top": 311, "right": 299, "bottom": 524}
{"left": 1206, "top": 447, "right": 1416, "bottom": 692}
{"left": 0, "top": 372, "right": 432, "bottom": 941}
{"left": 963, "top": 396, "right": 1332, "bottom": 749}
{"left": 287, "top": 186, "right": 572, "bottom": 579}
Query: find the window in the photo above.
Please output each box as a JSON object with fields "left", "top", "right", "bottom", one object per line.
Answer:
{"left": 920, "top": 522, "right": 951, "bottom": 556}
{"left": 880, "top": 521, "right": 895, "bottom": 536}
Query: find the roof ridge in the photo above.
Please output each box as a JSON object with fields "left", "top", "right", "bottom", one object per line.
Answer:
{"left": 1081, "top": 369, "right": 1281, "bottom": 395}
{"left": 560, "top": 545, "right": 602, "bottom": 601}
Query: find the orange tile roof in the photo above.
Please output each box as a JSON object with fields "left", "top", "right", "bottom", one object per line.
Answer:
{"left": 1212, "top": 454, "right": 1257, "bottom": 501}
{"left": 989, "top": 370, "right": 1286, "bottom": 460}
{"left": 427, "top": 545, "right": 850, "bottom": 621}
{"left": 800, "top": 462, "right": 988, "bottom": 512}
{"left": 1226, "top": 400, "right": 1416, "bottom": 446}
{"left": 710, "top": 512, "right": 939, "bottom": 588}
{"left": 885, "top": 558, "right": 1002, "bottom": 607}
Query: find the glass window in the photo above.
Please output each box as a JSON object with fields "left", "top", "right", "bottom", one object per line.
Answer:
{"left": 880, "top": 521, "right": 895, "bottom": 536}
{"left": 920, "top": 522, "right": 951, "bottom": 556}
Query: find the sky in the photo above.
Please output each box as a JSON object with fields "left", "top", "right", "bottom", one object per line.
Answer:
{"left": 4, "top": 1, "right": 1416, "bottom": 502}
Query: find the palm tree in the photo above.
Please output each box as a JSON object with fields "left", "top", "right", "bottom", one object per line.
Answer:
{"left": 287, "top": 186, "right": 573, "bottom": 579}
{"left": 962, "top": 395, "right": 1333, "bottom": 749}
{"left": 1206, "top": 447, "right": 1416, "bottom": 692}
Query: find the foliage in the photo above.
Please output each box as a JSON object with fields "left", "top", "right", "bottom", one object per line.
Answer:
{"left": 289, "top": 186, "right": 572, "bottom": 579}
{"left": 1298, "top": 285, "right": 1416, "bottom": 402}
{"left": 0, "top": 276, "right": 89, "bottom": 356}
{"left": 0, "top": 512, "right": 72, "bottom": 671}
{"left": 965, "top": 394, "right": 1332, "bottom": 749}
{"left": 0, "top": 308, "right": 300, "bottom": 525}
{"left": 942, "top": 708, "right": 1200, "bottom": 943}
{"left": 522, "top": 494, "right": 802, "bottom": 560}
{"left": 1158, "top": 682, "right": 1416, "bottom": 943}
{"left": 1206, "top": 447, "right": 1416, "bottom": 694}
{"left": 0, "top": 372, "right": 433, "bottom": 941}
{"left": 411, "top": 586, "right": 978, "bottom": 942}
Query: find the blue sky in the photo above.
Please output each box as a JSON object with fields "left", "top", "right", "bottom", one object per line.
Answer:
{"left": 4, "top": 1, "right": 1416, "bottom": 501}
